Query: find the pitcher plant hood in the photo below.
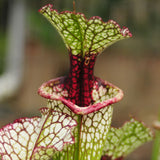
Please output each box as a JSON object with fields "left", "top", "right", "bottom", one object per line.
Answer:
{"left": 38, "top": 4, "right": 132, "bottom": 114}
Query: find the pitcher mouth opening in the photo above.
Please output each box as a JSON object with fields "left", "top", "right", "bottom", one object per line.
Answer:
{"left": 38, "top": 76, "right": 123, "bottom": 115}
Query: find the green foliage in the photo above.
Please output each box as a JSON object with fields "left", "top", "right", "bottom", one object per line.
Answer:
{"left": 152, "top": 129, "right": 160, "bottom": 160}
{"left": 152, "top": 113, "right": 160, "bottom": 160}
{"left": 103, "top": 118, "right": 153, "bottom": 159}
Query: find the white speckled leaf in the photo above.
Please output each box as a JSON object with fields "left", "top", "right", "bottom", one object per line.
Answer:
{"left": 0, "top": 108, "right": 77, "bottom": 160}
{"left": 47, "top": 100, "right": 113, "bottom": 160}
{"left": 79, "top": 105, "right": 113, "bottom": 160}
{"left": 102, "top": 118, "right": 153, "bottom": 160}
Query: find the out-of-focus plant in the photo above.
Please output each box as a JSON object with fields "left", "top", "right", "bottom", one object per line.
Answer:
{"left": 0, "top": 32, "right": 6, "bottom": 74}
{"left": 0, "top": 3, "right": 153, "bottom": 160}
{"left": 152, "top": 115, "right": 160, "bottom": 160}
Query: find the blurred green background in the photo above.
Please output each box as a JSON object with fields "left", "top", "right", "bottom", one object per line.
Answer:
{"left": 0, "top": 0, "right": 160, "bottom": 159}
